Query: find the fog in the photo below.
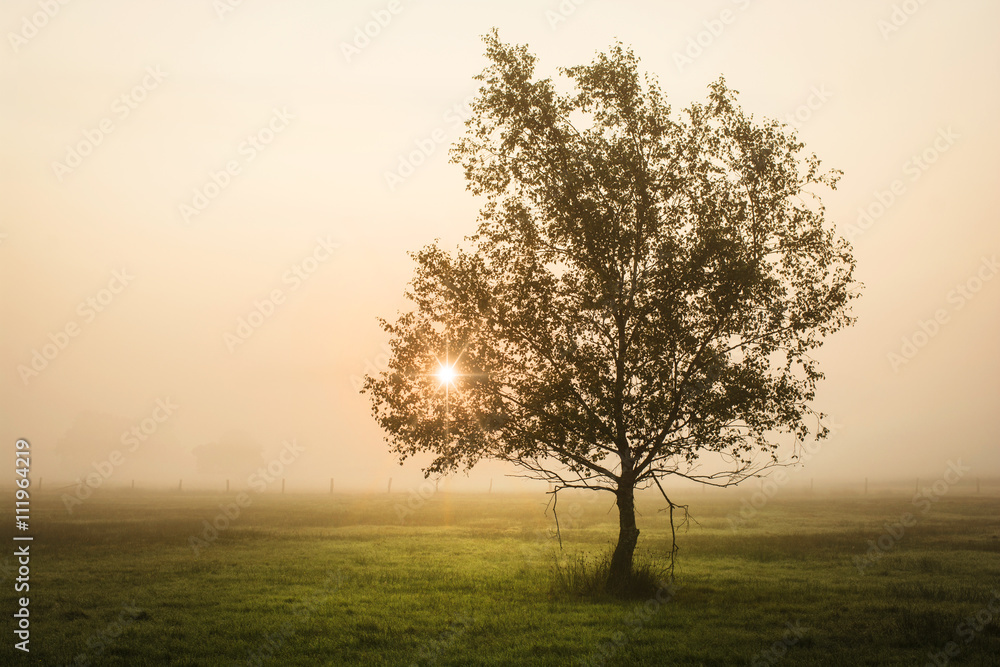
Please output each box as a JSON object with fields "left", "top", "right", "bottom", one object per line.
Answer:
{"left": 2, "top": 0, "right": 998, "bottom": 494}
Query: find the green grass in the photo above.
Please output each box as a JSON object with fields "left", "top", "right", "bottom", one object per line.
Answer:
{"left": 5, "top": 489, "right": 1000, "bottom": 665}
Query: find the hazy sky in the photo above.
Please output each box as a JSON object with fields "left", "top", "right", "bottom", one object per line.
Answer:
{"left": 2, "top": 0, "right": 998, "bottom": 492}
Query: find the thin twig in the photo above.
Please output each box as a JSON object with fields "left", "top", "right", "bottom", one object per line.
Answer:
{"left": 547, "top": 486, "right": 563, "bottom": 550}
{"left": 652, "top": 475, "right": 690, "bottom": 581}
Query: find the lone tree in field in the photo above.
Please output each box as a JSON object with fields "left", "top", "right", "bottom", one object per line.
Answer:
{"left": 363, "top": 33, "right": 858, "bottom": 590}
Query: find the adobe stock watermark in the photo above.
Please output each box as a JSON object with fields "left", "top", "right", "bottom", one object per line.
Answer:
{"left": 925, "top": 591, "right": 1000, "bottom": 667}
{"left": 17, "top": 269, "right": 134, "bottom": 386}
{"left": 877, "top": 0, "right": 931, "bottom": 40}
{"left": 223, "top": 235, "right": 339, "bottom": 352}
{"left": 545, "top": 0, "right": 588, "bottom": 30}
{"left": 246, "top": 569, "right": 349, "bottom": 666}
{"left": 887, "top": 255, "right": 998, "bottom": 372}
{"left": 783, "top": 85, "right": 833, "bottom": 131}
{"left": 673, "top": 0, "right": 753, "bottom": 73}
{"left": 179, "top": 107, "right": 294, "bottom": 224}
{"left": 726, "top": 468, "right": 799, "bottom": 532}
{"left": 726, "top": 417, "right": 838, "bottom": 531}
{"left": 188, "top": 439, "right": 305, "bottom": 555}
{"left": 352, "top": 342, "right": 391, "bottom": 391}
{"left": 750, "top": 621, "right": 808, "bottom": 667}
{"left": 7, "top": 0, "right": 73, "bottom": 54}
{"left": 66, "top": 601, "right": 146, "bottom": 667}
{"left": 213, "top": 0, "right": 245, "bottom": 20}
{"left": 394, "top": 475, "right": 449, "bottom": 525}
{"left": 853, "top": 459, "right": 969, "bottom": 574}
{"left": 340, "top": 0, "right": 407, "bottom": 63}
{"left": 384, "top": 95, "right": 474, "bottom": 191}
{"left": 61, "top": 398, "right": 179, "bottom": 514}
{"left": 51, "top": 66, "right": 168, "bottom": 182}
{"left": 844, "top": 126, "right": 959, "bottom": 242}
{"left": 579, "top": 580, "right": 682, "bottom": 666}
{"left": 410, "top": 614, "right": 475, "bottom": 666}
{"left": 521, "top": 498, "right": 588, "bottom": 565}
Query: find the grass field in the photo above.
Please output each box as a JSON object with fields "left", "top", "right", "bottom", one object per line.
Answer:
{"left": 5, "top": 487, "right": 1000, "bottom": 665}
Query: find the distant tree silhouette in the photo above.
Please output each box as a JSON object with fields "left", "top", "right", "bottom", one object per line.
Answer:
{"left": 364, "top": 32, "right": 859, "bottom": 591}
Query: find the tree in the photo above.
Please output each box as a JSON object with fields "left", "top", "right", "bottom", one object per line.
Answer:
{"left": 363, "top": 32, "right": 859, "bottom": 590}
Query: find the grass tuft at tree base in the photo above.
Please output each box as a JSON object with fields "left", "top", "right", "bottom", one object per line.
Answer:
{"left": 549, "top": 549, "right": 672, "bottom": 600}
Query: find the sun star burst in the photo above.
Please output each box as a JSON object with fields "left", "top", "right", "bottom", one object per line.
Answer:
{"left": 436, "top": 362, "right": 458, "bottom": 386}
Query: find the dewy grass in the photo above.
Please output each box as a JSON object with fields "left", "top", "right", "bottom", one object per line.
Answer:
{"left": 13, "top": 489, "right": 1000, "bottom": 665}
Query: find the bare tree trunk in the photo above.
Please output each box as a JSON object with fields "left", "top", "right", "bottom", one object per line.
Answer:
{"left": 607, "top": 483, "right": 640, "bottom": 590}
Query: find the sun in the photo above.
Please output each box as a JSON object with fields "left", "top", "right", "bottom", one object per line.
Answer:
{"left": 435, "top": 362, "right": 458, "bottom": 386}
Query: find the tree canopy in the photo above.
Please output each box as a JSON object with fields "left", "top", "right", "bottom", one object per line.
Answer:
{"left": 363, "top": 32, "right": 858, "bottom": 586}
